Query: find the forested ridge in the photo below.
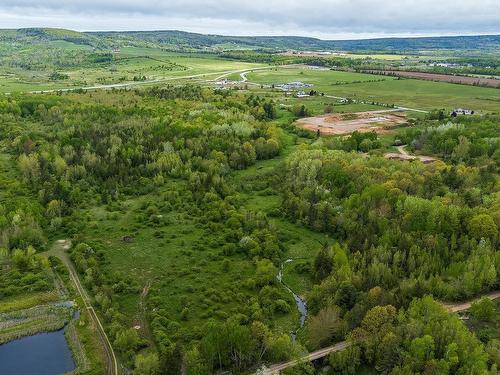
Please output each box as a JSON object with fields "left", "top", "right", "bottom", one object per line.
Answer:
{"left": 0, "top": 86, "right": 498, "bottom": 374}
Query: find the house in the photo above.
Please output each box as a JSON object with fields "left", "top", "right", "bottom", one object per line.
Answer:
{"left": 296, "top": 91, "right": 310, "bottom": 98}
{"left": 451, "top": 108, "right": 474, "bottom": 116}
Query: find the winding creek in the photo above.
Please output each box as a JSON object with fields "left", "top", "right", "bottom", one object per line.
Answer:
{"left": 277, "top": 259, "right": 307, "bottom": 341}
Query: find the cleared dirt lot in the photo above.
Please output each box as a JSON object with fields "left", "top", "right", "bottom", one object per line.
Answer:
{"left": 296, "top": 110, "right": 407, "bottom": 135}
{"left": 363, "top": 70, "right": 500, "bottom": 88}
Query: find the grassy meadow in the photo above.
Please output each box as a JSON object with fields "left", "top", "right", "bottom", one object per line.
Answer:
{"left": 0, "top": 45, "right": 265, "bottom": 93}
{"left": 246, "top": 67, "right": 500, "bottom": 112}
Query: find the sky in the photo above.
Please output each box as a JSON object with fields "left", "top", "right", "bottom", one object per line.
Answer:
{"left": 1, "top": 0, "right": 499, "bottom": 40}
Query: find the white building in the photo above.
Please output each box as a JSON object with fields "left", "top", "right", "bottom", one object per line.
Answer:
{"left": 451, "top": 108, "right": 474, "bottom": 116}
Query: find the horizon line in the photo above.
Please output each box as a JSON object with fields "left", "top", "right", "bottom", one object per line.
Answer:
{"left": 6, "top": 27, "right": 500, "bottom": 42}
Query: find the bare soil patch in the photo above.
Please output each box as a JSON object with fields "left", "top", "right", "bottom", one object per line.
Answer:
{"left": 296, "top": 111, "right": 407, "bottom": 135}
{"left": 384, "top": 145, "right": 437, "bottom": 164}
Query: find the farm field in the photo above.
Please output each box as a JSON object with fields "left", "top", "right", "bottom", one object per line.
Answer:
{"left": 246, "top": 67, "right": 500, "bottom": 112}
{"left": 0, "top": 46, "right": 265, "bottom": 93}
{"left": 281, "top": 51, "right": 415, "bottom": 60}
{"left": 278, "top": 97, "right": 388, "bottom": 116}
{"left": 246, "top": 67, "right": 395, "bottom": 89}
{"left": 363, "top": 69, "right": 500, "bottom": 87}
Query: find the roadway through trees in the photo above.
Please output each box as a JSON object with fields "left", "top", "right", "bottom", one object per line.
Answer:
{"left": 44, "top": 241, "right": 119, "bottom": 375}
{"left": 259, "top": 290, "right": 500, "bottom": 374}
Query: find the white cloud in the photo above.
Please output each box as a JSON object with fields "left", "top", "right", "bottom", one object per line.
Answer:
{"left": 1, "top": 0, "right": 499, "bottom": 39}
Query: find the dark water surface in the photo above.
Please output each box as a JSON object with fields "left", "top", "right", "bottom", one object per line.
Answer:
{"left": 277, "top": 259, "right": 308, "bottom": 341}
{"left": 0, "top": 329, "right": 75, "bottom": 375}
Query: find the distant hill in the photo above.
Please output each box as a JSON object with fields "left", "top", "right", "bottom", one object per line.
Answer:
{"left": 0, "top": 28, "right": 103, "bottom": 47}
{"left": 1, "top": 28, "right": 499, "bottom": 54}
{"left": 91, "top": 30, "right": 500, "bottom": 53}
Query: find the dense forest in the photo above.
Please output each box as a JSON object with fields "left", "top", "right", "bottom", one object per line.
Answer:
{"left": 0, "top": 84, "right": 498, "bottom": 374}
{"left": 2, "top": 28, "right": 500, "bottom": 54}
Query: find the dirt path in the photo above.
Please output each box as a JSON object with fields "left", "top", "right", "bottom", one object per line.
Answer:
{"left": 209, "top": 66, "right": 276, "bottom": 83}
{"left": 258, "top": 290, "right": 500, "bottom": 374}
{"left": 44, "top": 240, "right": 119, "bottom": 375}
{"left": 137, "top": 281, "right": 154, "bottom": 343}
{"left": 443, "top": 291, "right": 500, "bottom": 313}
{"left": 16, "top": 66, "right": 271, "bottom": 95}
{"left": 262, "top": 341, "right": 349, "bottom": 374}
{"left": 384, "top": 145, "right": 437, "bottom": 163}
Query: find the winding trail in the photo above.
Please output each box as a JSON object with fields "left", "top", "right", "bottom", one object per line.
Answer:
{"left": 384, "top": 145, "right": 437, "bottom": 163}
{"left": 14, "top": 66, "right": 272, "bottom": 95}
{"left": 240, "top": 71, "right": 249, "bottom": 82}
{"left": 258, "top": 290, "right": 500, "bottom": 374}
{"left": 444, "top": 290, "right": 500, "bottom": 313}
{"left": 44, "top": 241, "right": 118, "bottom": 375}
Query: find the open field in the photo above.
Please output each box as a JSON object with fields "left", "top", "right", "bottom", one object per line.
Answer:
{"left": 0, "top": 47, "right": 264, "bottom": 93}
{"left": 296, "top": 110, "right": 407, "bottom": 135}
{"left": 4, "top": 45, "right": 499, "bottom": 115}
{"left": 364, "top": 69, "right": 500, "bottom": 87}
{"left": 246, "top": 67, "right": 395, "bottom": 89}
{"left": 282, "top": 51, "right": 416, "bottom": 60}
{"left": 246, "top": 67, "right": 500, "bottom": 112}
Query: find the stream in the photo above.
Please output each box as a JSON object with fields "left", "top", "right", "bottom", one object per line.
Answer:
{"left": 277, "top": 259, "right": 307, "bottom": 341}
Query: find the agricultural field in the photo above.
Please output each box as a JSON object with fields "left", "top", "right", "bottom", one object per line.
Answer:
{"left": 0, "top": 44, "right": 264, "bottom": 93}
{"left": 246, "top": 67, "right": 395, "bottom": 89}
{"left": 282, "top": 51, "right": 415, "bottom": 60}
{"left": 363, "top": 70, "right": 500, "bottom": 88}
{"left": 246, "top": 67, "right": 500, "bottom": 112}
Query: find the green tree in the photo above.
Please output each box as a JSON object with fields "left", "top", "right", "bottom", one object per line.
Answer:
{"left": 133, "top": 352, "right": 160, "bottom": 375}
{"left": 313, "top": 244, "right": 333, "bottom": 281}
{"left": 470, "top": 298, "right": 495, "bottom": 321}
{"left": 255, "top": 259, "right": 277, "bottom": 286}
{"left": 469, "top": 214, "right": 497, "bottom": 242}
{"left": 307, "top": 305, "right": 347, "bottom": 349}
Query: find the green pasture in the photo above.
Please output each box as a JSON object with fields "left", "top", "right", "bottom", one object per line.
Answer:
{"left": 246, "top": 67, "right": 394, "bottom": 89}
{"left": 246, "top": 67, "right": 500, "bottom": 112}
{"left": 0, "top": 46, "right": 265, "bottom": 92}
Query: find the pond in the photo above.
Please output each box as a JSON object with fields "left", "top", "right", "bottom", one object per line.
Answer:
{"left": 0, "top": 329, "right": 75, "bottom": 375}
